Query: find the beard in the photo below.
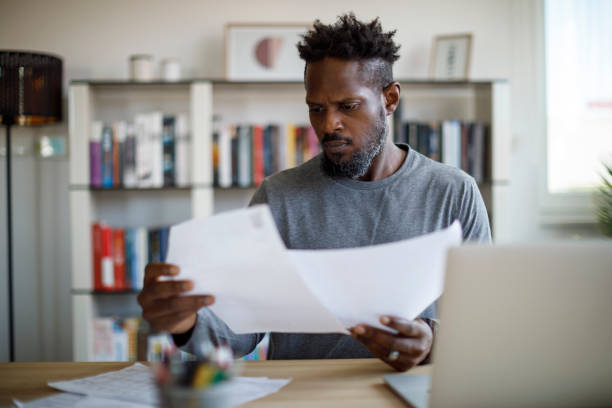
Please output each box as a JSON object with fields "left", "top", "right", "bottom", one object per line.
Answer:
{"left": 320, "top": 109, "right": 387, "bottom": 179}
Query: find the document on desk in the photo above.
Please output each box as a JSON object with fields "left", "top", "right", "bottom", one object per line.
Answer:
{"left": 166, "top": 205, "right": 462, "bottom": 333}
{"left": 40, "top": 363, "right": 291, "bottom": 407}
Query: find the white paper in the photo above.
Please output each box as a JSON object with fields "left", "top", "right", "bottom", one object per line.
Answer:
{"left": 167, "top": 205, "right": 462, "bottom": 334}
{"left": 45, "top": 363, "right": 291, "bottom": 407}
{"left": 166, "top": 205, "right": 347, "bottom": 334}
{"left": 48, "top": 363, "right": 157, "bottom": 405}
{"left": 290, "top": 221, "right": 462, "bottom": 331}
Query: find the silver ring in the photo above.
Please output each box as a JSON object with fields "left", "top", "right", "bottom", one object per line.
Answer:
{"left": 387, "top": 350, "right": 400, "bottom": 362}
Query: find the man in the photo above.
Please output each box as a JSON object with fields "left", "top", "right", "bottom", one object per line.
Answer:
{"left": 137, "top": 14, "right": 490, "bottom": 371}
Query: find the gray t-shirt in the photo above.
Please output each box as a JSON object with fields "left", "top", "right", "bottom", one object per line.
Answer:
{"left": 180, "top": 144, "right": 491, "bottom": 359}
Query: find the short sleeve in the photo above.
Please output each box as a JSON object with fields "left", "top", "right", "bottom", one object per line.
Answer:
{"left": 248, "top": 179, "right": 269, "bottom": 207}
{"left": 458, "top": 178, "right": 492, "bottom": 243}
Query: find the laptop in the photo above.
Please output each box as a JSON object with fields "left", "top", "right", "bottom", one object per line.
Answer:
{"left": 385, "top": 243, "right": 612, "bottom": 407}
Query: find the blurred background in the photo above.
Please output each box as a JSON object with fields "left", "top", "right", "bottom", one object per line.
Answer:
{"left": 0, "top": 0, "right": 610, "bottom": 362}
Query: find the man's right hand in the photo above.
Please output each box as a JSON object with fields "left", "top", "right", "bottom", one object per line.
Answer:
{"left": 137, "top": 262, "right": 215, "bottom": 334}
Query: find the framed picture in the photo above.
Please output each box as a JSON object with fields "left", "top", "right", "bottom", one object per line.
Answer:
{"left": 430, "top": 33, "right": 472, "bottom": 80}
{"left": 225, "top": 23, "right": 311, "bottom": 81}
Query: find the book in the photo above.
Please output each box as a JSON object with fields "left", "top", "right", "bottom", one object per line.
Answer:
{"left": 123, "top": 124, "right": 138, "bottom": 188}
{"left": 100, "top": 224, "right": 114, "bottom": 290}
{"left": 91, "top": 223, "right": 103, "bottom": 291}
{"left": 135, "top": 227, "right": 148, "bottom": 290}
{"left": 159, "top": 227, "right": 169, "bottom": 262}
{"left": 90, "top": 122, "right": 103, "bottom": 187}
{"left": 218, "top": 125, "right": 232, "bottom": 188}
{"left": 112, "top": 228, "right": 126, "bottom": 290}
{"left": 237, "top": 125, "right": 252, "bottom": 187}
{"left": 441, "top": 120, "right": 462, "bottom": 169}
{"left": 174, "top": 114, "right": 190, "bottom": 187}
{"left": 148, "top": 229, "right": 162, "bottom": 263}
{"left": 135, "top": 114, "right": 153, "bottom": 187}
{"left": 101, "top": 126, "right": 114, "bottom": 188}
{"left": 162, "top": 115, "right": 175, "bottom": 186}
{"left": 124, "top": 228, "right": 135, "bottom": 289}
{"left": 253, "top": 124, "right": 264, "bottom": 186}
{"left": 286, "top": 123, "right": 296, "bottom": 169}
{"left": 92, "top": 318, "right": 114, "bottom": 361}
{"left": 149, "top": 112, "right": 164, "bottom": 187}
{"left": 113, "top": 121, "right": 127, "bottom": 188}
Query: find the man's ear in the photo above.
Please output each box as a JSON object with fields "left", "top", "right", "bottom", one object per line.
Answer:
{"left": 382, "top": 82, "right": 401, "bottom": 116}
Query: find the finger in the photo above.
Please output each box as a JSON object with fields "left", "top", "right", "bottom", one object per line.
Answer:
{"left": 143, "top": 295, "right": 214, "bottom": 320}
{"left": 150, "top": 310, "right": 196, "bottom": 333}
{"left": 138, "top": 280, "right": 195, "bottom": 305}
{"left": 351, "top": 325, "right": 424, "bottom": 356}
{"left": 380, "top": 316, "right": 429, "bottom": 338}
{"left": 144, "top": 262, "right": 179, "bottom": 285}
{"left": 351, "top": 331, "right": 419, "bottom": 371}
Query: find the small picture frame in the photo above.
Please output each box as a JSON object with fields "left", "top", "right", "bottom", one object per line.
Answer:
{"left": 225, "top": 23, "right": 311, "bottom": 81}
{"left": 430, "top": 33, "right": 472, "bottom": 80}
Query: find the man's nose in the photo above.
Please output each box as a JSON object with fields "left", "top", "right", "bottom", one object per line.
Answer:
{"left": 322, "top": 109, "right": 343, "bottom": 134}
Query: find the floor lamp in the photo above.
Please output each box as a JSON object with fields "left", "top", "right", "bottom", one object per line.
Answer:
{"left": 0, "top": 51, "right": 63, "bottom": 362}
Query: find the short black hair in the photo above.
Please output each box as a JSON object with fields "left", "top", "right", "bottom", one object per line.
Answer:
{"left": 297, "top": 13, "right": 400, "bottom": 90}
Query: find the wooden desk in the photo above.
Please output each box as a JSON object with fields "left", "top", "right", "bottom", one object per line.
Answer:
{"left": 0, "top": 359, "right": 430, "bottom": 407}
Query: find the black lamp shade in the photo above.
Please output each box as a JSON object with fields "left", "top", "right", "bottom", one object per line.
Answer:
{"left": 0, "top": 51, "right": 63, "bottom": 125}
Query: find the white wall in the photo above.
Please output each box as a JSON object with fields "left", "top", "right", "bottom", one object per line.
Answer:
{"left": 0, "top": 0, "right": 601, "bottom": 362}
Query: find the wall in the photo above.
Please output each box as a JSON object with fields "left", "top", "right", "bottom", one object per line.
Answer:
{"left": 0, "top": 0, "right": 600, "bottom": 362}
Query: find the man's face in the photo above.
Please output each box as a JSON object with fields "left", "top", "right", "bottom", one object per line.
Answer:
{"left": 305, "top": 57, "right": 388, "bottom": 179}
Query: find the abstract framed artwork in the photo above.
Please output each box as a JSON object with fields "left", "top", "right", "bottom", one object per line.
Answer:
{"left": 225, "top": 23, "right": 311, "bottom": 81}
{"left": 430, "top": 33, "right": 472, "bottom": 80}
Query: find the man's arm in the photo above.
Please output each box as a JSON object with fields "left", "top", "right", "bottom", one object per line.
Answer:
{"left": 173, "top": 308, "right": 265, "bottom": 358}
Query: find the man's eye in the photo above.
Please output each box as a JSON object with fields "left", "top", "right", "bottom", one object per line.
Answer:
{"left": 342, "top": 104, "right": 359, "bottom": 111}
{"left": 309, "top": 106, "right": 323, "bottom": 113}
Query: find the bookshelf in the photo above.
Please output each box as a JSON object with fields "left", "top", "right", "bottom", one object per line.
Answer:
{"left": 68, "top": 79, "right": 510, "bottom": 361}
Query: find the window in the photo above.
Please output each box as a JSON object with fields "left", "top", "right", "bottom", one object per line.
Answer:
{"left": 545, "top": 0, "right": 612, "bottom": 194}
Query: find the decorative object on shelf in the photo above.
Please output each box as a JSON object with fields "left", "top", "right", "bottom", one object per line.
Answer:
{"left": 429, "top": 33, "right": 472, "bottom": 80}
{"left": 225, "top": 23, "right": 310, "bottom": 81}
{"left": 161, "top": 58, "right": 181, "bottom": 82}
{"left": 0, "top": 50, "right": 63, "bottom": 362}
{"left": 595, "top": 160, "right": 612, "bottom": 237}
{"left": 129, "top": 54, "right": 154, "bottom": 81}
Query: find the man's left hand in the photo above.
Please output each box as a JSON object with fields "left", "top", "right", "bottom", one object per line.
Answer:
{"left": 350, "top": 316, "right": 433, "bottom": 371}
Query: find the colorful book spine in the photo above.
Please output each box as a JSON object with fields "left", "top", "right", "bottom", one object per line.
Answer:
{"left": 162, "top": 115, "right": 175, "bottom": 186}
{"left": 112, "top": 124, "right": 120, "bottom": 188}
{"left": 101, "top": 126, "right": 114, "bottom": 188}
{"left": 159, "top": 227, "right": 169, "bottom": 262}
{"left": 123, "top": 124, "right": 138, "bottom": 188}
{"left": 100, "top": 224, "right": 114, "bottom": 290}
{"left": 124, "top": 228, "right": 134, "bottom": 289}
{"left": 112, "top": 228, "right": 126, "bottom": 290}
{"left": 90, "top": 121, "right": 103, "bottom": 187}
{"left": 135, "top": 227, "right": 148, "bottom": 290}
{"left": 253, "top": 125, "right": 264, "bottom": 186}
{"left": 92, "top": 223, "right": 102, "bottom": 291}
{"left": 148, "top": 229, "right": 162, "bottom": 263}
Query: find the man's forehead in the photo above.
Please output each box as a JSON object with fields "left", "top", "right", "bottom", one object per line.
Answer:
{"left": 305, "top": 58, "right": 378, "bottom": 99}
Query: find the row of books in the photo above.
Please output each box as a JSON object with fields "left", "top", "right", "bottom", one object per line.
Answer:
{"left": 394, "top": 120, "right": 490, "bottom": 183}
{"left": 92, "top": 317, "right": 174, "bottom": 361}
{"left": 91, "top": 223, "right": 170, "bottom": 291}
{"left": 89, "top": 112, "right": 190, "bottom": 188}
{"left": 212, "top": 123, "right": 321, "bottom": 188}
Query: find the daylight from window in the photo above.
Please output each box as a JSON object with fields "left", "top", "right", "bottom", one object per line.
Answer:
{"left": 545, "top": 0, "right": 612, "bottom": 193}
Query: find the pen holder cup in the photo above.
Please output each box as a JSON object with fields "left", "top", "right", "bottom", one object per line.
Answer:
{"left": 159, "top": 383, "right": 231, "bottom": 408}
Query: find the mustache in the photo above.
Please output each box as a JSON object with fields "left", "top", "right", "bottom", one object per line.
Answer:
{"left": 321, "top": 133, "right": 352, "bottom": 144}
